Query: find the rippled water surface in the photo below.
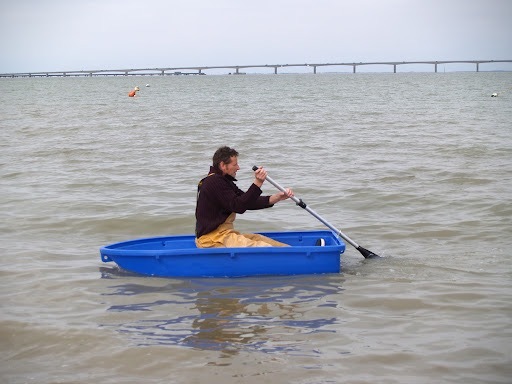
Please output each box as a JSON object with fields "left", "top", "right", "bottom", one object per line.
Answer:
{"left": 1, "top": 72, "right": 511, "bottom": 383}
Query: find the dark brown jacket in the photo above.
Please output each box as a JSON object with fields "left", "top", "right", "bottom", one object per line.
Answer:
{"left": 195, "top": 166, "right": 273, "bottom": 237}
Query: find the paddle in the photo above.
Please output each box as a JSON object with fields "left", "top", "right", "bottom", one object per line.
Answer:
{"left": 253, "top": 166, "right": 380, "bottom": 259}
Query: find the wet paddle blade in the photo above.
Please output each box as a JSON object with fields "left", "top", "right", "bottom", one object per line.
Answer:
{"left": 357, "top": 246, "right": 381, "bottom": 259}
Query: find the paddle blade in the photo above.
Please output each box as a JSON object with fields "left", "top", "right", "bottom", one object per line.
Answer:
{"left": 357, "top": 246, "right": 381, "bottom": 259}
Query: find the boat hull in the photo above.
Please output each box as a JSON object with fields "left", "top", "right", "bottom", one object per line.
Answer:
{"left": 100, "top": 230, "right": 345, "bottom": 277}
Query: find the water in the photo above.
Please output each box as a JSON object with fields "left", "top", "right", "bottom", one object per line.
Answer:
{"left": 1, "top": 72, "right": 511, "bottom": 383}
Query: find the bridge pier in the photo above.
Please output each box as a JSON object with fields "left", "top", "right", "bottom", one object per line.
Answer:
{"left": 235, "top": 67, "right": 240, "bottom": 74}
{"left": 312, "top": 65, "right": 317, "bottom": 74}
{"left": 476, "top": 63, "right": 479, "bottom": 72}
{"left": 393, "top": 64, "right": 397, "bottom": 73}
{"left": 353, "top": 65, "right": 356, "bottom": 73}
{"left": 435, "top": 63, "right": 438, "bottom": 73}
{"left": 274, "top": 66, "right": 278, "bottom": 74}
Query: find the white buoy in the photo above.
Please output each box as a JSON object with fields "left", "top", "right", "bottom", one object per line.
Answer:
{"left": 146, "top": 84, "right": 150, "bottom": 87}
{"left": 491, "top": 92, "right": 498, "bottom": 97}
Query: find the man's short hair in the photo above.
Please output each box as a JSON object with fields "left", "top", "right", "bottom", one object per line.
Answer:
{"left": 213, "top": 146, "right": 239, "bottom": 168}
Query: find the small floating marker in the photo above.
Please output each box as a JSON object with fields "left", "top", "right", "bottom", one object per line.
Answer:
{"left": 491, "top": 92, "right": 498, "bottom": 97}
{"left": 128, "top": 86, "right": 140, "bottom": 97}
{"left": 145, "top": 84, "right": 150, "bottom": 87}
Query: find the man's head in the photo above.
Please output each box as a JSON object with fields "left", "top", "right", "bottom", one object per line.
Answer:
{"left": 213, "top": 146, "right": 240, "bottom": 177}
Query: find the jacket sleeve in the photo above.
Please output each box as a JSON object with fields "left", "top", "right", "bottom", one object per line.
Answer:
{"left": 206, "top": 176, "right": 272, "bottom": 214}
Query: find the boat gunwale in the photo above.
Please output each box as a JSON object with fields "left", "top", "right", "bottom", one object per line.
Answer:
{"left": 100, "top": 230, "right": 345, "bottom": 260}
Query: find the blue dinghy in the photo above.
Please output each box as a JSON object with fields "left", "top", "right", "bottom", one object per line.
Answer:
{"left": 100, "top": 230, "right": 345, "bottom": 277}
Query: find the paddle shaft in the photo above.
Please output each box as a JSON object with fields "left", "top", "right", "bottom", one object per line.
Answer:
{"left": 254, "top": 166, "right": 380, "bottom": 259}
{"left": 255, "top": 167, "right": 359, "bottom": 247}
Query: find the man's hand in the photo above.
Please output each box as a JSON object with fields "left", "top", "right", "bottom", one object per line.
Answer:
{"left": 269, "top": 188, "right": 294, "bottom": 204}
{"left": 253, "top": 166, "right": 267, "bottom": 188}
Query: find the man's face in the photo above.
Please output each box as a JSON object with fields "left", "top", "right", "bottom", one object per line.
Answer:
{"left": 220, "top": 156, "right": 240, "bottom": 178}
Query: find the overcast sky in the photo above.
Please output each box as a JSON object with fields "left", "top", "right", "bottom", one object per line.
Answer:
{"left": 1, "top": 0, "right": 511, "bottom": 73}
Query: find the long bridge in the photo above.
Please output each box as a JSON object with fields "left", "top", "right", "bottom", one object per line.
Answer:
{"left": 1, "top": 60, "right": 511, "bottom": 78}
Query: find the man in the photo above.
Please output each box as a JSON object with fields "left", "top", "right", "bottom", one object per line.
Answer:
{"left": 195, "top": 146, "right": 294, "bottom": 248}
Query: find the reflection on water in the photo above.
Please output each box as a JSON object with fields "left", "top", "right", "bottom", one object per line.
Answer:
{"left": 100, "top": 267, "right": 343, "bottom": 356}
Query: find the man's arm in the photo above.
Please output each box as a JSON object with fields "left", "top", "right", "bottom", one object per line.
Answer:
{"left": 253, "top": 166, "right": 294, "bottom": 205}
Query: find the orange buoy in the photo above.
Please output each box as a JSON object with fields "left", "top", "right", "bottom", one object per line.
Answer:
{"left": 128, "top": 86, "right": 140, "bottom": 97}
